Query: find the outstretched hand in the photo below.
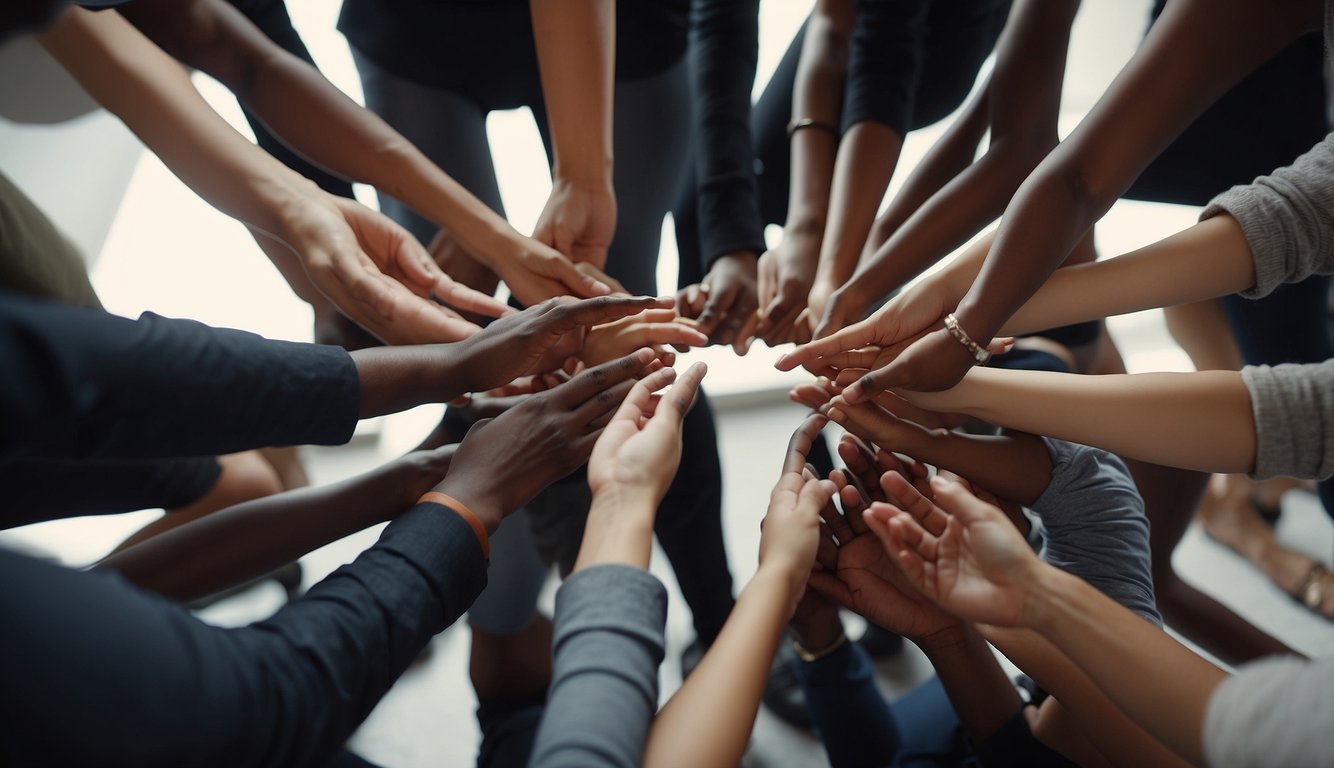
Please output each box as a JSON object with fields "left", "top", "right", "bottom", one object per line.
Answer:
{"left": 678, "top": 252, "right": 760, "bottom": 355}
{"left": 454, "top": 295, "right": 674, "bottom": 393}
{"left": 431, "top": 348, "right": 661, "bottom": 531}
{"left": 759, "top": 416, "right": 838, "bottom": 616}
{"left": 588, "top": 361, "right": 708, "bottom": 506}
{"left": 581, "top": 309, "right": 709, "bottom": 368}
{"left": 875, "top": 475, "right": 1043, "bottom": 627}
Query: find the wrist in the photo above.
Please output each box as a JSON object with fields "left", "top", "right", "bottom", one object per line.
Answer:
{"left": 791, "top": 614, "right": 844, "bottom": 652}
{"left": 589, "top": 486, "right": 660, "bottom": 522}
{"left": 756, "top": 556, "right": 808, "bottom": 607}
{"left": 430, "top": 478, "right": 504, "bottom": 535}
{"left": 1022, "top": 560, "right": 1066, "bottom": 631}
{"left": 782, "top": 215, "right": 826, "bottom": 240}
{"left": 792, "top": 628, "right": 848, "bottom": 662}
{"left": 913, "top": 621, "right": 972, "bottom": 656}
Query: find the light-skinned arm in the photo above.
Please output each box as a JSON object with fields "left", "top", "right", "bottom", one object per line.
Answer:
{"left": 882, "top": 477, "right": 1228, "bottom": 766}
{"left": 120, "top": 0, "right": 611, "bottom": 305}
{"left": 641, "top": 417, "right": 835, "bottom": 768}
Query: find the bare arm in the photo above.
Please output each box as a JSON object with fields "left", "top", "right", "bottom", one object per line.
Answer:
{"left": 97, "top": 449, "right": 452, "bottom": 601}
{"left": 827, "top": 0, "right": 1080, "bottom": 331}
{"left": 867, "top": 0, "right": 1321, "bottom": 393}
{"left": 120, "top": 0, "right": 609, "bottom": 303}
{"left": 904, "top": 367, "right": 1258, "bottom": 474}
{"left": 530, "top": 0, "right": 618, "bottom": 269}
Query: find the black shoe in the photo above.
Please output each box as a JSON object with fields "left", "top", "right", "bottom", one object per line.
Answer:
{"left": 857, "top": 623, "right": 905, "bottom": 659}
{"left": 680, "top": 635, "right": 813, "bottom": 729}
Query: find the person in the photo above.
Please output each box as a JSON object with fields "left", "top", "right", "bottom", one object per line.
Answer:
{"left": 882, "top": 475, "right": 1331, "bottom": 767}
{"left": 0, "top": 287, "right": 676, "bottom": 767}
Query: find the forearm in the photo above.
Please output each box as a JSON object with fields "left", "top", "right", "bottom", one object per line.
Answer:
{"left": 918, "top": 625, "right": 1022, "bottom": 743}
{"left": 784, "top": 3, "right": 849, "bottom": 235}
{"left": 532, "top": 0, "right": 615, "bottom": 183}
{"left": 1001, "top": 215, "right": 1256, "bottom": 336}
{"left": 898, "top": 427, "right": 1053, "bottom": 507}
{"left": 97, "top": 457, "right": 436, "bottom": 601}
{"left": 39, "top": 7, "right": 317, "bottom": 244}
{"left": 985, "top": 626, "right": 1194, "bottom": 768}
{"left": 351, "top": 344, "right": 469, "bottom": 419}
{"left": 907, "top": 368, "right": 1258, "bottom": 474}
{"left": 644, "top": 565, "right": 792, "bottom": 768}
{"left": 817, "top": 122, "right": 903, "bottom": 287}
{"left": 954, "top": 0, "right": 1314, "bottom": 343}
{"left": 573, "top": 492, "right": 656, "bottom": 572}
{"left": 1025, "top": 566, "right": 1227, "bottom": 765}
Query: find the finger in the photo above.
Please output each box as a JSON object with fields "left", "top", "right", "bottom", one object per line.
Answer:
{"left": 882, "top": 472, "right": 950, "bottom": 537}
{"left": 819, "top": 486, "right": 855, "bottom": 543}
{"left": 758, "top": 284, "right": 802, "bottom": 341}
{"left": 394, "top": 235, "right": 445, "bottom": 290}
{"left": 551, "top": 347, "right": 656, "bottom": 408}
{"left": 606, "top": 366, "right": 678, "bottom": 427}
{"left": 333, "top": 248, "right": 398, "bottom": 321}
{"left": 539, "top": 248, "right": 612, "bottom": 297}
{"left": 633, "top": 322, "right": 710, "bottom": 349}
{"left": 783, "top": 413, "right": 829, "bottom": 475}
{"left": 774, "top": 318, "right": 879, "bottom": 372}
{"left": 731, "top": 310, "right": 759, "bottom": 355}
{"left": 434, "top": 278, "right": 510, "bottom": 319}
{"left": 930, "top": 475, "right": 1004, "bottom": 526}
{"left": 843, "top": 361, "right": 904, "bottom": 405}
{"left": 789, "top": 382, "right": 835, "bottom": 411}
{"left": 649, "top": 361, "right": 707, "bottom": 427}
{"left": 676, "top": 284, "right": 706, "bottom": 319}
{"left": 573, "top": 261, "right": 626, "bottom": 295}
{"left": 808, "top": 571, "right": 855, "bottom": 608}
{"left": 877, "top": 513, "right": 931, "bottom": 592}
{"left": 548, "top": 295, "right": 674, "bottom": 333}
{"left": 694, "top": 283, "right": 730, "bottom": 337}
{"left": 816, "top": 524, "right": 839, "bottom": 571}
{"left": 838, "top": 481, "right": 871, "bottom": 536}
{"left": 572, "top": 377, "right": 638, "bottom": 428}
{"left": 826, "top": 399, "right": 907, "bottom": 451}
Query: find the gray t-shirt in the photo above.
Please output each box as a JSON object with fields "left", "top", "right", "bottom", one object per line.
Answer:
{"left": 1031, "top": 437, "right": 1162, "bottom": 626}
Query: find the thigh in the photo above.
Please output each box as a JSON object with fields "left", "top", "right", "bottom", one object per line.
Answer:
{"left": 352, "top": 50, "right": 506, "bottom": 244}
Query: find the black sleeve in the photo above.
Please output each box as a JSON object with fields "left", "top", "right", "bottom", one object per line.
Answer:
{"left": 841, "top": 0, "right": 929, "bottom": 134}
{"left": 689, "top": 0, "right": 767, "bottom": 271}
{"left": 0, "top": 291, "right": 360, "bottom": 462}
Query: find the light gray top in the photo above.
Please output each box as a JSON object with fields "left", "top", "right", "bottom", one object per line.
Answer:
{"left": 1032, "top": 438, "right": 1161, "bottom": 626}
{"left": 528, "top": 564, "right": 667, "bottom": 768}
{"left": 1198, "top": 99, "right": 1334, "bottom": 481}
{"left": 1204, "top": 655, "right": 1334, "bottom": 768}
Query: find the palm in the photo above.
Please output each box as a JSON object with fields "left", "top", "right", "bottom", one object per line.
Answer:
{"left": 836, "top": 533, "right": 956, "bottom": 640}
{"left": 928, "top": 517, "right": 1030, "bottom": 626}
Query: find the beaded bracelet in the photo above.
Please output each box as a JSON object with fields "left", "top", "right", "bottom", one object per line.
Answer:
{"left": 944, "top": 312, "right": 991, "bottom": 365}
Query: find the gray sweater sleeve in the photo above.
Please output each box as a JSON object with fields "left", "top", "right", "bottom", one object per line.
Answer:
{"left": 1241, "top": 358, "right": 1334, "bottom": 481}
{"left": 1203, "top": 655, "right": 1334, "bottom": 768}
{"left": 1199, "top": 131, "right": 1334, "bottom": 299}
{"left": 528, "top": 564, "right": 668, "bottom": 768}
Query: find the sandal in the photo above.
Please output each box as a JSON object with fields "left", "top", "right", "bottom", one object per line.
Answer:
{"left": 1297, "top": 562, "right": 1329, "bottom": 613}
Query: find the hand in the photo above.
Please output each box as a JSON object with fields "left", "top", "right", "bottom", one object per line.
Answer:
{"left": 812, "top": 281, "right": 872, "bottom": 340}
{"left": 759, "top": 415, "right": 838, "bottom": 615}
{"left": 792, "top": 276, "right": 838, "bottom": 344}
{"left": 453, "top": 295, "right": 674, "bottom": 393}
{"left": 581, "top": 309, "right": 708, "bottom": 368}
{"left": 280, "top": 195, "right": 509, "bottom": 344}
{"left": 876, "top": 475, "right": 1043, "bottom": 627}
{"left": 755, "top": 233, "right": 820, "bottom": 346}
{"left": 807, "top": 472, "right": 961, "bottom": 643}
{"left": 533, "top": 176, "right": 618, "bottom": 269}
{"left": 677, "top": 251, "right": 760, "bottom": 354}
{"left": 427, "top": 226, "right": 501, "bottom": 303}
{"left": 587, "top": 361, "right": 708, "bottom": 507}
{"left": 393, "top": 444, "right": 459, "bottom": 505}
{"left": 489, "top": 232, "right": 615, "bottom": 307}
{"left": 433, "top": 348, "right": 661, "bottom": 531}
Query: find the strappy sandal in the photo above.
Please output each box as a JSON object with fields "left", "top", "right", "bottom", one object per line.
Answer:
{"left": 1296, "top": 562, "right": 1329, "bottom": 616}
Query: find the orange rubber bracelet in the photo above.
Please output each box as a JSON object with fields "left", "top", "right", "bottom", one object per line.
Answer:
{"left": 418, "top": 491, "right": 490, "bottom": 563}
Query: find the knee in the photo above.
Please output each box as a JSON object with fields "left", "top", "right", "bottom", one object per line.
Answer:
{"left": 213, "top": 451, "right": 284, "bottom": 507}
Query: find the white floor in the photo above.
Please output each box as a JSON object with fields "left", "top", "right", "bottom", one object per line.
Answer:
{"left": 3, "top": 1, "right": 1334, "bottom": 764}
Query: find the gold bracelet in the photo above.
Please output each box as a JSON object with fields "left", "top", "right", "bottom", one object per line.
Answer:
{"left": 793, "top": 631, "right": 848, "bottom": 663}
{"left": 943, "top": 312, "right": 991, "bottom": 365}
{"left": 786, "top": 117, "right": 840, "bottom": 139}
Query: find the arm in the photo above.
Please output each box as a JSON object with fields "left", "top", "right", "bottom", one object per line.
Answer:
{"left": 530, "top": 0, "right": 617, "bottom": 269}
{"left": 96, "top": 447, "right": 454, "bottom": 601}
{"left": 528, "top": 364, "right": 707, "bottom": 767}
{"left": 642, "top": 418, "right": 835, "bottom": 768}
{"left": 903, "top": 367, "right": 1258, "bottom": 474}
{"left": 120, "top": 0, "right": 609, "bottom": 304}
{"left": 883, "top": 477, "right": 1229, "bottom": 766}
{"left": 754, "top": 0, "right": 851, "bottom": 343}
{"left": 872, "top": 0, "right": 1322, "bottom": 392}
{"left": 823, "top": 0, "right": 1080, "bottom": 333}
